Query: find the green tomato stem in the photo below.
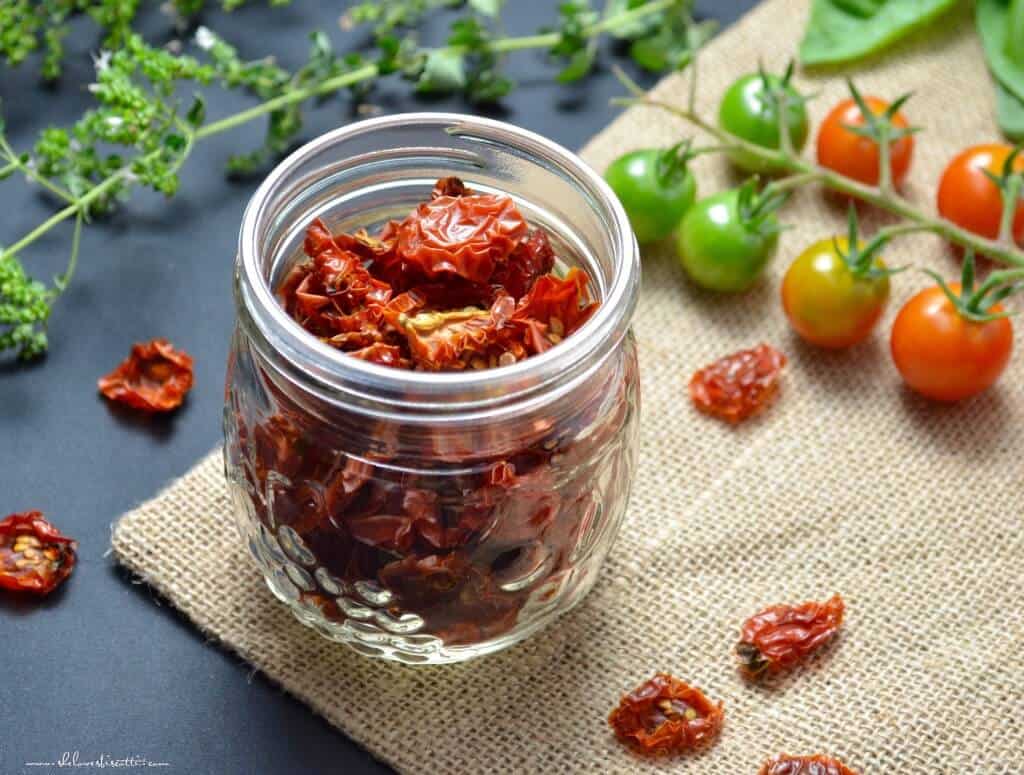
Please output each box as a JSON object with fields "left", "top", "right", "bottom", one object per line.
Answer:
{"left": 775, "top": 87, "right": 795, "bottom": 158}
{"left": 763, "top": 171, "right": 824, "bottom": 195}
{"left": 997, "top": 170, "right": 1023, "bottom": 246}
{"left": 624, "top": 94, "right": 1024, "bottom": 269}
{"left": 876, "top": 119, "right": 894, "bottom": 195}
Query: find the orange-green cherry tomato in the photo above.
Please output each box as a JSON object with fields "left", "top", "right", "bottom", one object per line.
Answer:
{"left": 782, "top": 237, "right": 890, "bottom": 349}
{"left": 891, "top": 283, "right": 1013, "bottom": 402}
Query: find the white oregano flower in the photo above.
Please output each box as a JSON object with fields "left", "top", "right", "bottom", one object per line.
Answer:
{"left": 92, "top": 49, "right": 112, "bottom": 73}
{"left": 105, "top": 116, "right": 124, "bottom": 129}
{"left": 195, "top": 26, "right": 217, "bottom": 52}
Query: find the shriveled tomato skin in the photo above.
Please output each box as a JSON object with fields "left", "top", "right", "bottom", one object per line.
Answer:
{"left": 737, "top": 594, "right": 845, "bottom": 678}
{"left": 891, "top": 284, "right": 1013, "bottom": 402}
{"left": 395, "top": 193, "right": 528, "bottom": 284}
{"left": 759, "top": 753, "right": 859, "bottom": 775}
{"left": 817, "top": 96, "right": 913, "bottom": 187}
{"left": 781, "top": 238, "right": 890, "bottom": 349}
{"left": 608, "top": 673, "right": 724, "bottom": 756}
{"left": 937, "top": 144, "right": 1024, "bottom": 245}
{"left": 98, "top": 339, "right": 194, "bottom": 412}
{"left": 0, "top": 511, "right": 78, "bottom": 596}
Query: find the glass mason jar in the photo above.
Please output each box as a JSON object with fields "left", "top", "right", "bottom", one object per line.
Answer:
{"left": 223, "top": 113, "right": 641, "bottom": 664}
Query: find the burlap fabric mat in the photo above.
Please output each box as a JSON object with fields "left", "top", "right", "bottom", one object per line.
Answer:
{"left": 113, "top": 1, "right": 1024, "bottom": 771}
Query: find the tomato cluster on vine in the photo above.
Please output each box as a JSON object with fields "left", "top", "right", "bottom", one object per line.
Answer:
{"left": 607, "top": 65, "right": 1024, "bottom": 404}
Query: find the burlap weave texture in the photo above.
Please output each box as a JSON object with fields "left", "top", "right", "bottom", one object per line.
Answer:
{"left": 113, "top": 1, "right": 1024, "bottom": 772}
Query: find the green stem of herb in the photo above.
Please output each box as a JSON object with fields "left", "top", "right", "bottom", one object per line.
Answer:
{"left": 3, "top": 161, "right": 139, "bottom": 258}
{"left": 877, "top": 120, "right": 894, "bottom": 196}
{"left": 628, "top": 95, "right": 1024, "bottom": 269}
{"left": 0, "top": 135, "right": 76, "bottom": 204}
{"left": 195, "top": 63, "right": 381, "bottom": 139}
{"left": 3, "top": 0, "right": 675, "bottom": 267}
{"left": 59, "top": 212, "right": 84, "bottom": 294}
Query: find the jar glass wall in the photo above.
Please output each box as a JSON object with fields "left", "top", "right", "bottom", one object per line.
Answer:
{"left": 224, "top": 114, "right": 641, "bottom": 664}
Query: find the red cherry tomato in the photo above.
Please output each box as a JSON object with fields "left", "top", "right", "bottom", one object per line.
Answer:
{"left": 890, "top": 283, "right": 1013, "bottom": 402}
{"left": 937, "top": 144, "right": 1024, "bottom": 245}
{"left": 817, "top": 96, "right": 914, "bottom": 187}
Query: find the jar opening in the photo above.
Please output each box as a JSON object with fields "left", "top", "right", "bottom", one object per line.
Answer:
{"left": 237, "top": 113, "right": 639, "bottom": 419}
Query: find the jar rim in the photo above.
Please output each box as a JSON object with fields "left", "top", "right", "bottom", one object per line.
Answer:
{"left": 237, "top": 112, "right": 639, "bottom": 410}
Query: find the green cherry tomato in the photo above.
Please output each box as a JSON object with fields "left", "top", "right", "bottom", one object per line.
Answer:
{"left": 782, "top": 237, "right": 890, "bottom": 349}
{"left": 718, "top": 73, "right": 809, "bottom": 173}
{"left": 605, "top": 148, "right": 698, "bottom": 244}
{"left": 676, "top": 188, "right": 780, "bottom": 292}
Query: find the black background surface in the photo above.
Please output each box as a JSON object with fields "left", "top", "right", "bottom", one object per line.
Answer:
{"left": 2, "top": 2, "right": 755, "bottom": 773}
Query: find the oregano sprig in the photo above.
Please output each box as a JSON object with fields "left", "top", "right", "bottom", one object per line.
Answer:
{"left": 0, "top": 0, "right": 706, "bottom": 361}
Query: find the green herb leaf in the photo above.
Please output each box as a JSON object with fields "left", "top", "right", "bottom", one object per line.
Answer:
{"left": 604, "top": 0, "right": 661, "bottom": 39}
{"left": 186, "top": 94, "right": 206, "bottom": 128}
{"left": 629, "top": 16, "right": 715, "bottom": 72}
{"left": 978, "top": 0, "right": 1024, "bottom": 106}
{"left": 799, "top": 0, "right": 958, "bottom": 66}
{"left": 557, "top": 47, "right": 596, "bottom": 83}
{"left": 417, "top": 49, "right": 467, "bottom": 92}
{"left": 468, "top": 0, "right": 504, "bottom": 17}
{"left": 0, "top": 252, "right": 52, "bottom": 360}
{"left": 996, "top": 80, "right": 1024, "bottom": 142}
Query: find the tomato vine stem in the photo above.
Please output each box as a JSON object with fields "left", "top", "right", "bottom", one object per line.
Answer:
{"left": 613, "top": 68, "right": 1024, "bottom": 269}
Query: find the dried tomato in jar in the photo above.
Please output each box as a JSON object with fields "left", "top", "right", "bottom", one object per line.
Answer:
{"left": 737, "top": 594, "right": 845, "bottom": 679}
{"left": 759, "top": 754, "right": 859, "bottom": 775}
{"left": 235, "top": 177, "right": 618, "bottom": 645}
{"left": 608, "top": 673, "right": 724, "bottom": 756}
{"left": 0, "top": 512, "right": 78, "bottom": 596}
{"left": 689, "top": 343, "right": 786, "bottom": 424}
{"left": 277, "top": 178, "right": 598, "bottom": 373}
{"left": 98, "top": 339, "right": 194, "bottom": 412}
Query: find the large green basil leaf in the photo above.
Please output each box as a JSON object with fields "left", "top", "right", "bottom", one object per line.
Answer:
{"left": 996, "top": 81, "right": 1024, "bottom": 141}
{"left": 978, "top": 0, "right": 1024, "bottom": 104}
{"left": 799, "top": 0, "right": 958, "bottom": 66}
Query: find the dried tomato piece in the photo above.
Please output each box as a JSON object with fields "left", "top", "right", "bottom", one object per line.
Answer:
{"left": 389, "top": 293, "right": 520, "bottom": 371}
{"left": 689, "top": 343, "right": 786, "bottom": 424}
{"left": 378, "top": 553, "right": 470, "bottom": 608}
{"left": 608, "top": 674, "right": 724, "bottom": 756}
{"left": 348, "top": 343, "right": 411, "bottom": 369}
{"left": 98, "top": 338, "right": 194, "bottom": 412}
{"left": 0, "top": 511, "right": 78, "bottom": 596}
{"left": 431, "top": 176, "right": 471, "bottom": 199}
{"left": 737, "top": 594, "right": 845, "bottom": 679}
{"left": 491, "top": 228, "right": 556, "bottom": 299}
{"left": 395, "top": 192, "right": 528, "bottom": 284}
{"left": 759, "top": 754, "right": 859, "bottom": 775}
{"left": 511, "top": 267, "right": 598, "bottom": 354}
